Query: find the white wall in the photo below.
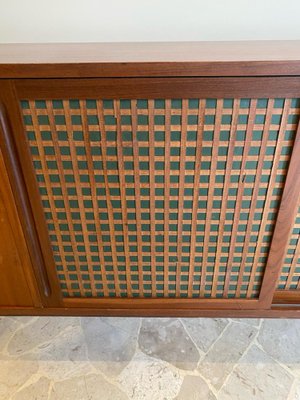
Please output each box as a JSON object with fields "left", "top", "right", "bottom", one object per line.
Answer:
{"left": 0, "top": 0, "right": 300, "bottom": 43}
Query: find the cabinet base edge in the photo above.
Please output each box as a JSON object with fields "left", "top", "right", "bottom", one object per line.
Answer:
{"left": 0, "top": 305, "right": 300, "bottom": 318}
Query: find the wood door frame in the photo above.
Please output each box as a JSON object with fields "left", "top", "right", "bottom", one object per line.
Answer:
{"left": 0, "top": 81, "right": 62, "bottom": 308}
{"left": 1, "top": 76, "right": 300, "bottom": 312}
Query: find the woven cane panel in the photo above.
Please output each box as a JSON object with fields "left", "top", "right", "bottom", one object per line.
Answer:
{"left": 21, "top": 98, "right": 300, "bottom": 299}
{"left": 277, "top": 205, "right": 300, "bottom": 290}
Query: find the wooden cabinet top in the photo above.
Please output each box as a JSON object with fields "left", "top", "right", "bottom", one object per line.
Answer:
{"left": 0, "top": 41, "right": 300, "bottom": 78}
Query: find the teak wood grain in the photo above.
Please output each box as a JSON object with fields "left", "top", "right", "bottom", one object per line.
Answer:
{"left": 1, "top": 41, "right": 300, "bottom": 78}
{"left": 259, "top": 119, "right": 300, "bottom": 308}
{"left": 0, "top": 81, "right": 62, "bottom": 308}
{"left": 0, "top": 148, "right": 41, "bottom": 307}
{"left": 0, "top": 41, "right": 300, "bottom": 316}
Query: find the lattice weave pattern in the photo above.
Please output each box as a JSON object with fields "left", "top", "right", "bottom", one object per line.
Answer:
{"left": 21, "top": 98, "right": 300, "bottom": 298}
{"left": 278, "top": 204, "right": 300, "bottom": 290}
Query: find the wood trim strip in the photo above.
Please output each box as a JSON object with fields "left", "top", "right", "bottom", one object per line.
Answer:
{"left": 2, "top": 41, "right": 300, "bottom": 78}
{"left": 259, "top": 114, "right": 300, "bottom": 307}
{"left": 96, "top": 100, "right": 116, "bottom": 297}
{"left": 131, "top": 100, "right": 144, "bottom": 296}
{"left": 187, "top": 99, "right": 205, "bottom": 297}
{"left": 3, "top": 61, "right": 300, "bottom": 79}
{"left": 148, "top": 100, "right": 157, "bottom": 296}
{"left": 0, "top": 101, "right": 51, "bottom": 298}
{"left": 62, "top": 297, "right": 260, "bottom": 310}
{"left": 14, "top": 77, "right": 300, "bottom": 101}
{"left": 1, "top": 304, "right": 300, "bottom": 317}
{"left": 115, "top": 100, "right": 132, "bottom": 296}
{"left": 175, "top": 99, "right": 188, "bottom": 296}
{"left": 163, "top": 100, "right": 171, "bottom": 296}
{"left": 273, "top": 290, "right": 300, "bottom": 304}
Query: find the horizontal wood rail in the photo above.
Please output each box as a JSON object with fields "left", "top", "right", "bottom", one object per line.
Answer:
{"left": 273, "top": 290, "right": 300, "bottom": 304}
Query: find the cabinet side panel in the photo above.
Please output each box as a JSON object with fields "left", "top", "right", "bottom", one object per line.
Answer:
{"left": 0, "top": 149, "right": 37, "bottom": 306}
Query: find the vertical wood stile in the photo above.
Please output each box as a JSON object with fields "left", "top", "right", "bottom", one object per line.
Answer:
{"left": 259, "top": 111, "right": 300, "bottom": 306}
{"left": 223, "top": 99, "right": 257, "bottom": 297}
{"left": 200, "top": 99, "right": 223, "bottom": 297}
{"left": 63, "top": 100, "right": 99, "bottom": 297}
{"left": 96, "top": 100, "right": 122, "bottom": 296}
{"left": 114, "top": 100, "right": 132, "bottom": 297}
{"left": 187, "top": 99, "right": 205, "bottom": 297}
{"left": 148, "top": 99, "right": 157, "bottom": 296}
{"left": 164, "top": 100, "right": 171, "bottom": 296}
{"left": 176, "top": 99, "right": 188, "bottom": 296}
{"left": 131, "top": 99, "right": 144, "bottom": 296}
{"left": 211, "top": 99, "right": 239, "bottom": 297}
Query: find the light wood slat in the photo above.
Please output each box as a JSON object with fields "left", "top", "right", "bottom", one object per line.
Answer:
{"left": 96, "top": 100, "right": 121, "bottom": 296}
{"left": 200, "top": 99, "right": 223, "bottom": 297}
{"left": 148, "top": 99, "right": 157, "bottom": 296}
{"left": 164, "top": 100, "right": 171, "bottom": 296}
{"left": 114, "top": 100, "right": 132, "bottom": 296}
{"left": 276, "top": 203, "right": 300, "bottom": 290}
{"left": 247, "top": 99, "right": 291, "bottom": 296}
{"left": 176, "top": 99, "right": 188, "bottom": 296}
{"left": 28, "top": 101, "right": 73, "bottom": 295}
{"left": 45, "top": 101, "right": 86, "bottom": 295}
{"left": 236, "top": 99, "right": 275, "bottom": 297}
{"left": 63, "top": 100, "right": 99, "bottom": 297}
{"left": 79, "top": 100, "right": 111, "bottom": 296}
{"left": 131, "top": 100, "right": 144, "bottom": 296}
{"left": 287, "top": 235, "right": 300, "bottom": 288}
{"left": 188, "top": 99, "right": 206, "bottom": 297}
{"left": 21, "top": 97, "right": 299, "bottom": 299}
{"left": 211, "top": 99, "right": 239, "bottom": 297}
{"left": 223, "top": 99, "right": 257, "bottom": 296}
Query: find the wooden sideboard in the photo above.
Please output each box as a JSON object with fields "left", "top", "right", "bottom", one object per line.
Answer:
{"left": 1, "top": 41, "right": 300, "bottom": 317}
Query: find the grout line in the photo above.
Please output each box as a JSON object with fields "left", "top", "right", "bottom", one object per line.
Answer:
{"left": 47, "top": 378, "right": 54, "bottom": 400}
{"left": 287, "top": 377, "right": 298, "bottom": 400}
{"left": 179, "top": 318, "right": 233, "bottom": 397}
{"left": 216, "top": 319, "right": 261, "bottom": 393}
{"left": 8, "top": 372, "right": 45, "bottom": 399}
{"left": 254, "top": 339, "right": 297, "bottom": 378}
{"left": 253, "top": 318, "right": 297, "bottom": 376}
{"left": 178, "top": 318, "right": 205, "bottom": 361}
{"left": 198, "top": 319, "right": 232, "bottom": 363}
{"left": 3, "top": 317, "right": 82, "bottom": 358}
{"left": 3, "top": 316, "right": 300, "bottom": 399}
{"left": 230, "top": 317, "right": 261, "bottom": 329}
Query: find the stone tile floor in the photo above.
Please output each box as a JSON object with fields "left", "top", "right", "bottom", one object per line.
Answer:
{"left": 0, "top": 317, "right": 300, "bottom": 399}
